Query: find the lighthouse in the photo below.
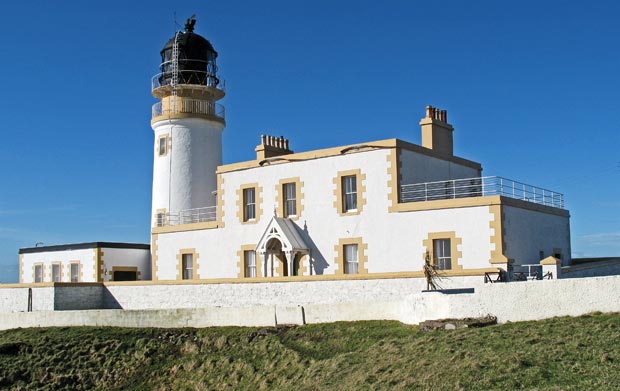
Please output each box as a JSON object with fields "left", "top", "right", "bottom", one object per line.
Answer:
{"left": 150, "top": 17, "right": 225, "bottom": 227}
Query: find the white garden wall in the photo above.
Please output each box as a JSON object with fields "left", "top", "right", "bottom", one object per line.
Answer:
{"left": 1, "top": 275, "right": 619, "bottom": 330}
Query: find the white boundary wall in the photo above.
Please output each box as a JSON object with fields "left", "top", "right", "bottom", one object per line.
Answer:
{"left": 1, "top": 276, "right": 619, "bottom": 329}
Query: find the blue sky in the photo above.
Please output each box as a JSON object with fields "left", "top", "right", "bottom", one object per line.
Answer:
{"left": 0, "top": 0, "right": 618, "bottom": 283}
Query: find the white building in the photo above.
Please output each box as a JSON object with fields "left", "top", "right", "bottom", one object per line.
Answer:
{"left": 18, "top": 18, "right": 571, "bottom": 285}
{"left": 19, "top": 242, "right": 151, "bottom": 283}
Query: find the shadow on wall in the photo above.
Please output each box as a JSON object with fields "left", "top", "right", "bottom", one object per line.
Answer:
{"left": 301, "top": 221, "right": 329, "bottom": 275}
{"left": 102, "top": 288, "right": 122, "bottom": 309}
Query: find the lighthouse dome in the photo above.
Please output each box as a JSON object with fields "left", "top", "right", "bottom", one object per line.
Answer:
{"left": 158, "top": 17, "right": 220, "bottom": 88}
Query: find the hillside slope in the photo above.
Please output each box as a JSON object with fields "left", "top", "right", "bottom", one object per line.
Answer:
{"left": 0, "top": 313, "right": 619, "bottom": 390}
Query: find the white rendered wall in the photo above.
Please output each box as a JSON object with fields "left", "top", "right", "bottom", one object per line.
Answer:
{"left": 503, "top": 205, "right": 571, "bottom": 267}
{"left": 151, "top": 117, "right": 224, "bottom": 226}
{"left": 0, "top": 286, "right": 55, "bottom": 312}
{"left": 399, "top": 149, "right": 480, "bottom": 186}
{"left": 20, "top": 249, "right": 96, "bottom": 283}
{"left": 101, "top": 248, "right": 152, "bottom": 281}
{"left": 2, "top": 275, "right": 620, "bottom": 328}
{"left": 155, "top": 149, "right": 496, "bottom": 280}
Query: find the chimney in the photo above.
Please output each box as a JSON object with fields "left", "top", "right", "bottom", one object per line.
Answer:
{"left": 255, "top": 134, "right": 293, "bottom": 160}
{"left": 420, "top": 105, "right": 454, "bottom": 157}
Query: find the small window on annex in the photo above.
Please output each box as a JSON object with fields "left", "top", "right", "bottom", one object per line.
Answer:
{"left": 244, "top": 250, "right": 256, "bottom": 278}
{"left": 344, "top": 244, "right": 359, "bottom": 274}
{"left": 433, "top": 239, "right": 452, "bottom": 270}
{"left": 243, "top": 188, "right": 256, "bottom": 221}
{"left": 182, "top": 254, "right": 194, "bottom": 280}
{"left": 342, "top": 175, "right": 357, "bottom": 212}
{"left": 158, "top": 136, "right": 167, "bottom": 156}
{"left": 52, "top": 264, "right": 61, "bottom": 282}
{"left": 283, "top": 182, "right": 297, "bottom": 217}
{"left": 70, "top": 263, "right": 80, "bottom": 282}
{"left": 34, "top": 264, "right": 43, "bottom": 283}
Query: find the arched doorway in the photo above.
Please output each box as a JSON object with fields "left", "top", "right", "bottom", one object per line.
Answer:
{"left": 265, "top": 238, "right": 288, "bottom": 277}
{"left": 255, "top": 216, "right": 310, "bottom": 277}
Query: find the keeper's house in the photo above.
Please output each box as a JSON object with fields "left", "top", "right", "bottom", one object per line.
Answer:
{"left": 17, "top": 18, "right": 570, "bottom": 284}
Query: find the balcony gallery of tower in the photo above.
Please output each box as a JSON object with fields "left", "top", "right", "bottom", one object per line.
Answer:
{"left": 150, "top": 17, "right": 225, "bottom": 229}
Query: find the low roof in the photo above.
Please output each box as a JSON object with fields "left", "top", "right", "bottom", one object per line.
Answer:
{"left": 19, "top": 242, "right": 150, "bottom": 254}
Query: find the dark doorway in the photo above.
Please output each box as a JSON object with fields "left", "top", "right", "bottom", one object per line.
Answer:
{"left": 113, "top": 270, "right": 137, "bottom": 281}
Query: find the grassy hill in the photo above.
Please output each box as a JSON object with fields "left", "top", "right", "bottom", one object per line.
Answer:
{"left": 0, "top": 313, "right": 619, "bottom": 390}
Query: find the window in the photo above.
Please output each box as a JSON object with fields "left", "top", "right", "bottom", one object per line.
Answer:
{"left": 283, "top": 182, "right": 296, "bottom": 217}
{"left": 243, "top": 188, "right": 256, "bottom": 221}
{"left": 52, "top": 264, "right": 61, "bottom": 282}
{"left": 342, "top": 175, "right": 357, "bottom": 211}
{"left": 344, "top": 244, "right": 359, "bottom": 274}
{"left": 433, "top": 239, "right": 452, "bottom": 270}
{"left": 34, "top": 264, "right": 43, "bottom": 283}
{"left": 182, "top": 253, "right": 193, "bottom": 280}
{"left": 156, "top": 211, "right": 166, "bottom": 227}
{"left": 70, "top": 263, "right": 80, "bottom": 282}
{"left": 158, "top": 136, "right": 167, "bottom": 156}
{"left": 244, "top": 250, "right": 256, "bottom": 278}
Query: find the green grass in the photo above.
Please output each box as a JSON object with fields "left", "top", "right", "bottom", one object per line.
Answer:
{"left": 0, "top": 313, "right": 619, "bottom": 390}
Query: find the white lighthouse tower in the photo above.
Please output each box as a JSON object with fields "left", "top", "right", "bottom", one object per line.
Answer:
{"left": 150, "top": 17, "right": 225, "bottom": 227}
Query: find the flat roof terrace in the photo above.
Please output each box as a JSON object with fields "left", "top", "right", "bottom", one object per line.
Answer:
{"left": 400, "top": 176, "right": 564, "bottom": 209}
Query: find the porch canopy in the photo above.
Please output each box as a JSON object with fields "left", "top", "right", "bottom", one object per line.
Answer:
{"left": 256, "top": 216, "right": 309, "bottom": 277}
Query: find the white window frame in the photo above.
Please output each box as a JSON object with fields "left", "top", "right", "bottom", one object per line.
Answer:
{"left": 158, "top": 136, "right": 167, "bottom": 156}
{"left": 182, "top": 254, "right": 193, "bottom": 280}
{"left": 34, "top": 264, "right": 43, "bottom": 283}
{"left": 70, "top": 263, "right": 80, "bottom": 282}
{"left": 243, "top": 188, "right": 256, "bottom": 221}
{"left": 342, "top": 175, "right": 358, "bottom": 212}
{"left": 52, "top": 264, "right": 61, "bottom": 282}
{"left": 344, "top": 244, "right": 359, "bottom": 274}
{"left": 283, "top": 182, "right": 297, "bottom": 217}
{"left": 244, "top": 250, "right": 256, "bottom": 278}
{"left": 433, "top": 239, "right": 452, "bottom": 270}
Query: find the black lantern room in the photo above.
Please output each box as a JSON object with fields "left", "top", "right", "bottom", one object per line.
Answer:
{"left": 159, "top": 17, "right": 220, "bottom": 88}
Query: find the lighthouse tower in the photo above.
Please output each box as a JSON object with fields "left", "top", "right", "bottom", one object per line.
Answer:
{"left": 150, "top": 17, "right": 225, "bottom": 227}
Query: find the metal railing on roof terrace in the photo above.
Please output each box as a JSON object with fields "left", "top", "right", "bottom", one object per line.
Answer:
{"left": 399, "top": 176, "right": 564, "bottom": 209}
{"left": 155, "top": 206, "right": 217, "bottom": 227}
{"left": 152, "top": 100, "right": 225, "bottom": 121}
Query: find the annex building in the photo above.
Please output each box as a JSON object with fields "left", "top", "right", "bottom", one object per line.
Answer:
{"left": 18, "top": 18, "right": 571, "bottom": 285}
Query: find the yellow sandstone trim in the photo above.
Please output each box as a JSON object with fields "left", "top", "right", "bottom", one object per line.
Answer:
{"left": 156, "top": 133, "right": 171, "bottom": 157}
{"left": 236, "top": 245, "right": 260, "bottom": 278}
{"left": 32, "top": 262, "right": 44, "bottom": 283}
{"left": 151, "top": 233, "right": 159, "bottom": 281}
{"left": 422, "top": 232, "right": 464, "bottom": 271}
{"left": 154, "top": 208, "right": 168, "bottom": 227}
{"left": 540, "top": 256, "right": 560, "bottom": 265}
{"left": 275, "top": 254, "right": 286, "bottom": 277}
{"left": 152, "top": 220, "right": 219, "bottom": 234}
{"left": 275, "top": 177, "right": 305, "bottom": 220}
{"left": 217, "top": 138, "right": 481, "bottom": 174}
{"left": 333, "top": 237, "right": 369, "bottom": 275}
{"left": 217, "top": 173, "right": 225, "bottom": 227}
{"left": 333, "top": 169, "right": 367, "bottom": 216}
{"left": 297, "top": 254, "right": 309, "bottom": 277}
{"left": 66, "top": 261, "right": 83, "bottom": 283}
{"left": 96, "top": 267, "right": 500, "bottom": 287}
{"left": 93, "top": 248, "right": 104, "bottom": 282}
{"left": 176, "top": 248, "right": 200, "bottom": 281}
{"left": 110, "top": 266, "right": 141, "bottom": 281}
{"left": 51, "top": 262, "right": 62, "bottom": 283}
{"left": 489, "top": 205, "right": 510, "bottom": 265}
{"left": 386, "top": 148, "right": 400, "bottom": 212}
{"left": 236, "top": 183, "right": 263, "bottom": 224}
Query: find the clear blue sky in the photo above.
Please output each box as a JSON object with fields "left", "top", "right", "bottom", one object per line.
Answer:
{"left": 0, "top": 0, "right": 618, "bottom": 283}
